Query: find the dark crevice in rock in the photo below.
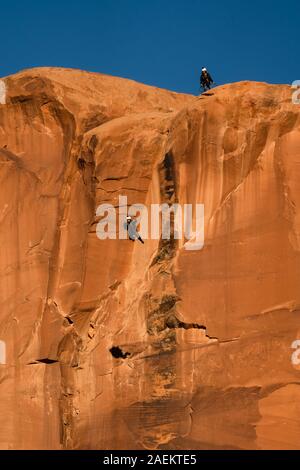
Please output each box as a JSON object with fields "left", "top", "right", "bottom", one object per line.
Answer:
{"left": 150, "top": 151, "right": 178, "bottom": 266}
{"left": 151, "top": 236, "right": 177, "bottom": 266}
{"left": 109, "top": 346, "right": 131, "bottom": 359}
{"left": 163, "top": 152, "right": 175, "bottom": 182}
{"left": 147, "top": 295, "right": 180, "bottom": 341}
{"left": 109, "top": 280, "right": 122, "bottom": 291}
{"left": 36, "top": 358, "right": 58, "bottom": 364}
{"left": 165, "top": 314, "right": 206, "bottom": 331}
{"left": 103, "top": 176, "right": 128, "bottom": 181}
{"left": 159, "top": 294, "right": 179, "bottom": 312}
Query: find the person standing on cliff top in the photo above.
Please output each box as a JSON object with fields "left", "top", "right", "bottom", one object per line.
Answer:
{"left": 200, "top": 67, "right": 214, "bottom": 91}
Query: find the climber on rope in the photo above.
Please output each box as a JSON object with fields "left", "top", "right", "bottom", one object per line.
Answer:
{"left": 200, "top": 67, "right": 214, "bottom": 91}
{"left": 125, "top": 216, "right": 145, "bottom": 244}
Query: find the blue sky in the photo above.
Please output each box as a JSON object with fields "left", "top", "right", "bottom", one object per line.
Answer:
{"left": 0, "top": 0, "right": 297, "bottom": 94}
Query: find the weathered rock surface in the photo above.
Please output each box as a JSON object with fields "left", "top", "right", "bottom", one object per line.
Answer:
{"left": 0, "top": 68, "right": 299, "bottom": 449}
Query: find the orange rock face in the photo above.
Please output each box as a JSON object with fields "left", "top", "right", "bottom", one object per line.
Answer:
{"left": 0, "top": 68, "right": 299, "bottom": 449}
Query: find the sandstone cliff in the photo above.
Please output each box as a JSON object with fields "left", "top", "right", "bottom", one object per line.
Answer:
{"left": 0, "top": 68, "right": 299, "bottom": 449}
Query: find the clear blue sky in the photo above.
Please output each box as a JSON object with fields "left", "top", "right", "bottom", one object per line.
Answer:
{"left": 0, "top": 0, "right": 297, "bottom": 94}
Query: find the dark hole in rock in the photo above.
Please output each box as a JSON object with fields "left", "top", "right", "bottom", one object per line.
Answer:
{"left": 77, "top": 157, "right": 86, "bottom": 170}
{"left": 109, "top": 346, "right": 130, "bottom": 359}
